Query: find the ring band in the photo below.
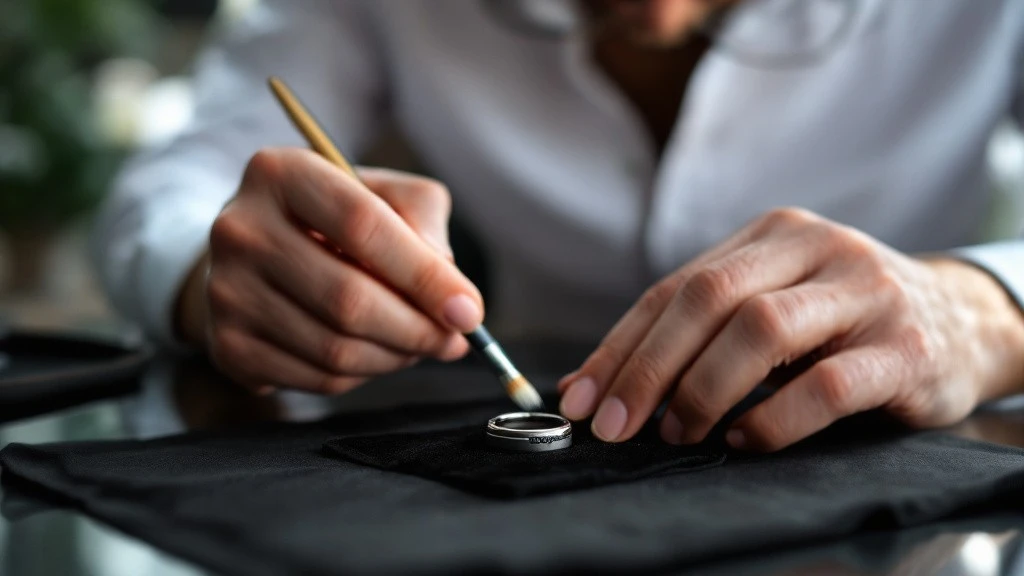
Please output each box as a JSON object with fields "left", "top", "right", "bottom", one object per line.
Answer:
{"left": 485, "top": 412, "right": 572, "bottom": 452}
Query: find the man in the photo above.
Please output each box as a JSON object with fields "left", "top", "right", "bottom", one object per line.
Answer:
{"left": 94, "top": 0, "right": 1024, "bottom": 452}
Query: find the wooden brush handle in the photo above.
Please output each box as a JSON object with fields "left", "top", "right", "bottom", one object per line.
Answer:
{"left": 267, "top": 76, "right": 359, "bottom": 179}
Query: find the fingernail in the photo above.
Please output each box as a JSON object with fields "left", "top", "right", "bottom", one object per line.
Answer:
{"left": 559, "top": 377, "right": 598, "bottom": 420}
{"left": 591, "top": 396, "right": 628, "bottom": 442}
{"left": 442, "top": 294, "right": 482, "bottom": 332}
{"left": 726, "top": 429, "right": 747, "bottom": 450}
{"left": 660, "top": 411, "right": 685, "bottom": 445}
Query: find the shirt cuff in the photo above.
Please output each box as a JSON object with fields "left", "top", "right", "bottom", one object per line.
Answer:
{"left": 136, "top": 194, "right": 223, "bottom": 351}
{"left": 949, "top": 240, "right": 1024, "bottom": 311}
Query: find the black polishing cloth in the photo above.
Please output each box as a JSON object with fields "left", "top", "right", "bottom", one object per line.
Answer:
{"left": 4, "top": 392, "right": 1024, "bottom": 576}
{"left": 323, "top": 421, "right": 725, "bottom": 498}
{"left": 0, "top": 330, "right": 150, "bottom": 422}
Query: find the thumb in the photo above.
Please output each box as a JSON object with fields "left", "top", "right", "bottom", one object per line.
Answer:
{"left": 357, "top": 168, "right": 454, "bottom": 260}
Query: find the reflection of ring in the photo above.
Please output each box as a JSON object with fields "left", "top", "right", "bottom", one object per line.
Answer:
{"left": 485, "top": 412, "right": 572, "bottom": 452}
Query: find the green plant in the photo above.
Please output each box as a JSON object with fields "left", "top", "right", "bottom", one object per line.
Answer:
{"left": 0, "top": 0, "right": 162, "bottom": 232}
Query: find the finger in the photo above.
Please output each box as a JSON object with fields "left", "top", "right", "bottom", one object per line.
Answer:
{"left": 727, "top": 346, "right": 899, "bottom": 452}
{"left": 559, "top": 223, "right": 765, "bottom": 419}
{"left": 258, "top": 213, "right": 470, "bottom": 361}
{"left": 593, "top": 232, "right": 829, "bottom": 442}
{"left": 209, "top": 326, "right": 368, "bottom": 395}
{"left": 661, "top": 280, "right": 877, "bottom": 445}
{"left": 267, "top": 149, "right": 483, "bottom": 332}
{"left": 557, "top": 371, "right": 579, "bottom": 394}
{"left": 207, "top": 269, "right": 420, "bottom": 376}
{"left": 358, "top": 168, "right": 454, "bottom": 259}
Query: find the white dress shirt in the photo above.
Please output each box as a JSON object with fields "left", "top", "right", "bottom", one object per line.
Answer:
{"left": 93, "top": 0, "right": 1024, "bottom": 348}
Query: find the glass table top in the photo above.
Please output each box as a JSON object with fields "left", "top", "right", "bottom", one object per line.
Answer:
{"left": 2, "top": 340, "right": 1024, "bottom": 576}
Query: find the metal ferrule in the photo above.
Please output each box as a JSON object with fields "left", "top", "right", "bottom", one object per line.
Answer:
{"left": 482, "top": 342, "right": 518, "bottom": 380}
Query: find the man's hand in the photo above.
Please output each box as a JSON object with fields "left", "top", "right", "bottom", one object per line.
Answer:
{"left": 558, "top": 208, "right": 1024, "bottom": 451}
{"left": 175, "top": 148, "right": 484, "bottom": 395}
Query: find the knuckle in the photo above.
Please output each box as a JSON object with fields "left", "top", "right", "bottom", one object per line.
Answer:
{"left": 738, "top": 295, "right": 791, "bottom": 354}
{"left": 415, "top": 179, "right": 452, "bottom": 213}
{"left": 329, "top": 283, "right": 369, "bottom": 329}
{"left": 762, "top": 207, "right": 816, "bottom": 230}
{"left": 675, "top": 375, "right": 717, "bottom": 421}
{"left": 834, "top": 227, "right": 879, "bottom": 261}
{"left": 589, "top": 340, "right": 629, "bottom": 375}
{"left": 875, "top": 269, "right": 910, "bottom": 309}
{"left": 897, "top": 325, "right": 933, "bottom": 362}
{"left": 204, "top": 274, "right": 237, "bottom": 313}
{"left": 637, "top": 283, "right": 674, "bottom": 316}
{"left": 624, "top": 352, "right": 671, "bottom": 399}
{"left": 875, "top": 268, "right": 901, "bottom": 292}
{"left": 411, "top": 327, "right": 446, "bottom": 355}
{"left": 682, "top": 267, "right": 739, "bottom": 312}
{"left": 311, "top": 375, "right": 333, "bottom": 395}
{"left": 210, "top": 327, "right": 249, "bottom": 369}
{"left": 813, "top": 361, "right": 855, "bottom": 414}
{"left": 340, "top": 200, "right": 385, "bottom": 251}
{"left": 872, "top": 268, "right": 913, "bottom": 313}
{"left": 244, "top": 148, "right": 281, "bottom": 179}
{"left": 322, "top": 336, "right": 354, "bottom": 373}
{"left": 813, "top": 223, "right": 846, "bottom": 252}
{"left": 410, "top": 260, "right": 446, "bottom": 298}
{"left": 209, "top": 211, "right": 259, "bottom": 256}
{"left": 845, "top": 237, "right": 876, "bottom": 261}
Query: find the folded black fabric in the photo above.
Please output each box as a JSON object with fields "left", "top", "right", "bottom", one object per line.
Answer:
{"left": 0, "top": 329, "right": 151, "bottom": 422}
{"left": 323, "top": 421, "right": 726, "bottom": 498}
{"left": 4, "top": 379, "right": 1024, "bottom": 576}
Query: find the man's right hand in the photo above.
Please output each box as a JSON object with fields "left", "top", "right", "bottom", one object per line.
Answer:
{"left": 175, "top": 147, "right": 484, "bottom": 395}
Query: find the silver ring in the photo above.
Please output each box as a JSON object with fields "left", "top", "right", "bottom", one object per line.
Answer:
{"left": 485, "top": 412, "right": 572, "bottom": 452}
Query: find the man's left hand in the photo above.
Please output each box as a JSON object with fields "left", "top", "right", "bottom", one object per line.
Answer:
{"left": 558, "top": 208, "right": 1024, "bottom": 451}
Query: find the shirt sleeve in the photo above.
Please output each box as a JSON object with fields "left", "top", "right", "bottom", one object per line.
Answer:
{"left": 91, "top": 0, "right": 389, "bottom": 348}
{"left": 951, "top": 31, "right": 1024, "bottom": 312}
{"left": 951, "top": 242, "right": 1024, "bottom": 310}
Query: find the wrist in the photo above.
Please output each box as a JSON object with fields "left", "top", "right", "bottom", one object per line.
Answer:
{"left": 174, "top": 251, "right": 212, "bottom": 348}
{"left": 924, "top": 258, "right": 1024, "bottom": 402}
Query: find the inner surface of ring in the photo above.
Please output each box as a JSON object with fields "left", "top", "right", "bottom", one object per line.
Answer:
{"left": 499, "top": 417, "right": 564, "bottom": 430}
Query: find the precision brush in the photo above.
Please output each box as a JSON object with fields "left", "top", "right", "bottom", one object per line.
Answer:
{"left": 465, "top": 325, "right": 544, "bottom": 411}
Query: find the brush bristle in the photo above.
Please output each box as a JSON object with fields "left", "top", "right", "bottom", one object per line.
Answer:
{"left": 507, "top": 376, "right": 545, "bottom": 411}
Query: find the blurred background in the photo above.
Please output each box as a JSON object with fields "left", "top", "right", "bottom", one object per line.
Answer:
{"left": 0, "top": 0, "right": 215, "bottom": 332}
{"left": 1, "top": 0, "right": 1023, "bottom": 335}
{"left": 0, "top": 0, "right": 434, "bottom": 336}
